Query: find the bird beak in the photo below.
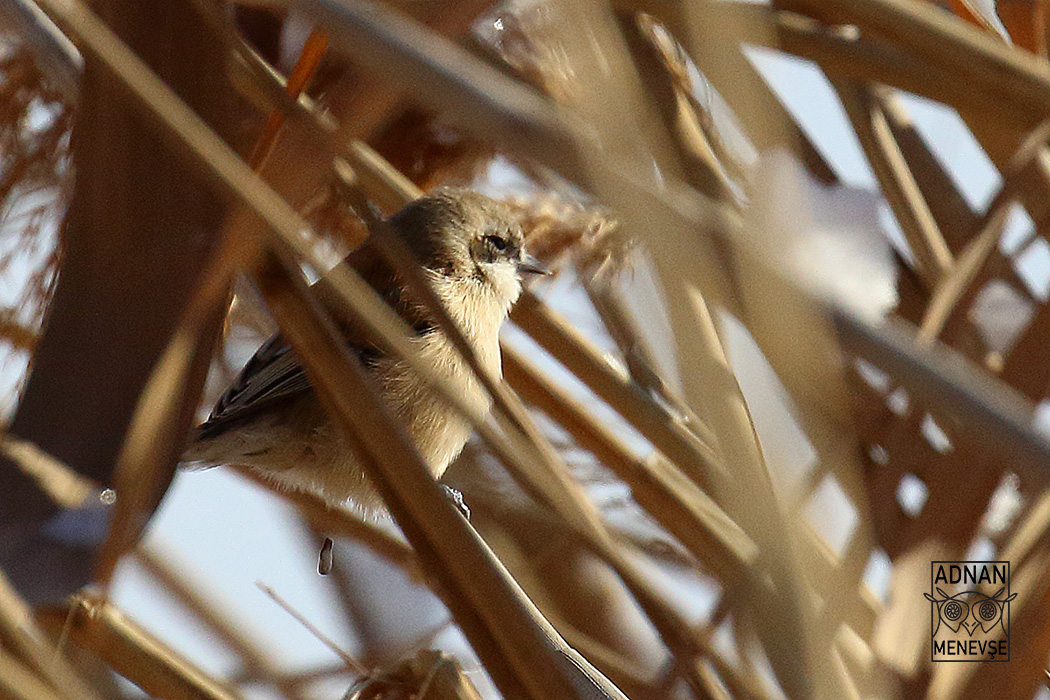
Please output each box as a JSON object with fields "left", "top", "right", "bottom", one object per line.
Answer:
{"left": 517, "top": 253, "right": 551, "bottom": 276}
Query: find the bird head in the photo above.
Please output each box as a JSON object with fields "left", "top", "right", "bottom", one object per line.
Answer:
{"left": 389, "top": 188, "right": 549, "bottom": 308}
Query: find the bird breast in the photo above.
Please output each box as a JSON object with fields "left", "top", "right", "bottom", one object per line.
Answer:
{"left": 376, "top": 330, "right": 495, "bottom": 479}
{"left": 377, "top": 277, "right": 508, "bottom": 477}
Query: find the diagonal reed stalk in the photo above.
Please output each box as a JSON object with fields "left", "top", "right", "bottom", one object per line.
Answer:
{"left": 37, "top": 595, "right": 246, "bottom": 700}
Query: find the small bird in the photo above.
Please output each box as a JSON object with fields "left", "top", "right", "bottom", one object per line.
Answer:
{"left": 184, "top": 188, "right": 548, "bottom": 511}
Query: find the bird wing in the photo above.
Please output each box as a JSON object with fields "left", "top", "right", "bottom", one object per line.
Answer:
{"left": 195, "top": 241, "right": 432, "bottom": 441}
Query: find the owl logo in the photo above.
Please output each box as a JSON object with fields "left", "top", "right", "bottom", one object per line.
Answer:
{"left": 925, "top": 587, "right": 1016, "bottom": 638}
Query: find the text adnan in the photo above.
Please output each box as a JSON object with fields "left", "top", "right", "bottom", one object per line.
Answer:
{"left": 933, "top": 563, "right": 1007, "bottom": 586}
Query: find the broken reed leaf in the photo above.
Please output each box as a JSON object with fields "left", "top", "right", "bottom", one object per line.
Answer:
{"left": 318, "top": 536, "right": 334, "bottom": 575}
{"left": 345, "top": 650, "right": 483, "bottom": 700}
{"left": 0, "top": 435, "right": 97, "bottom": 509}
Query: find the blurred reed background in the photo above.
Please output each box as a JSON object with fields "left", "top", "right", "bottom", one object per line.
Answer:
{"left": 2, "top": 0, "right": 1050, "bottom": 699}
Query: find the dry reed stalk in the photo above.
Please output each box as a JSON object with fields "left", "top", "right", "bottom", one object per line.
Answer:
{"left": 0, "top": 570, "right": 101, "bottom": 700}
{"left": 93, "top": 300, "right": 226, "bottom": 587}
{"left": 637, "top": 12, "right": 751, "bottom": 184}
{"left": 768, "top": 20, "right": 1050, "bottom": 689}
{"left": 740, "top": 0, "right": 1050, "bottom": 273}
{"left": 777, "top": 0, "right": 1050, "bottom": 117}
{"left": 1001, "top": 301, "right": 1050, "bottom": 401}
{"left": 0, "top": 646, "right": 66, "bottom": 700}
{"left": 102, "top": 10, "right": 347, "bottom": 589}
{"left": 876, "top": 91, "right": 982, "bottom": 253}
{"left": 132, "top": 548, "right": 316, "bottom": 700}
{"left": 37, "top": 596, "right": 245, "bottom": 700}
{"left": 513, "top": 286, "right": 881, "bottom": 648}
{"left": 545, "top": 624, "right": 655, "bottom": 700}
{"left": 1, "top": 0, "right": 236, "bottom": 607}
{"left": 290, "top": 0, "right": 583, "bottom": 178}
{"left": 918, "top": 210, "right": 1009, "bottom": 345}
{"left": 501, "top": 346, "right": 756, "bottom": 578}
{"left": 946, "top": 0, "right": 1008, "bottom": 35}
{"left": 0, "top": 437, "right": 97, "bottom": 511}
{"left": 546, "top": 0, "right": 688, "bottom": 187}
{"left": 233, "top": 662, "right": 348, "bottom": 691}
{"left": 578, "top": 272, "right": 670, "bottom": 391}
{"left": 592, "top": 285, "right": 852, "bottom": 688}
{"left": 251, "top": 28, "right": 330, "bottom": 165}
{"left": 998, "top": 0, "right": 1050, "bottom": 56}
{"left": 510, "top": 293, "right": 723, "bottom": 492}
{"left": 255, "top": 583, "right": 366, "bottom": 676}
{"left": 672, "top": 286, "right": 842, "bottom": 699}
{"left": 832, "top": 80, "right": 952, "bottom": 285}
{"left": 611, "top": 0, "right": 838, "bottom": 184}
{"left": 616, "top": 13, "right": 735, "bottom": 201}
{"left": 438, "top": 491, "right": 668, "bottom": 693}
{"left": 877, "top": 92, "right": 1037, "bottom": 322}
{"left": 650, "top": 27, "right": 875, "bottom": 637}
{"left": 705, "top": 6, "right": 1050, "bottom": 696}
{"left": 835, "top": 313, "right": 1050, "bottom": 485}
{"left": 957, "top": 115, "right": 1050, "bottom": 246}
{"left": 917, "top": 117, "right": 1050, "bottom": 341}
{"left": 323, "top": 0, "right": 497, "bottom": 147}
{"left": 769, "top": 9, "right": 1034, "bottom": 130}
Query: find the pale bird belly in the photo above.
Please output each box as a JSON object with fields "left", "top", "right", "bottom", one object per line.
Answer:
{"left": 380, "top": 331, "right": 496, "bottom": 478}
{"left": 188, "top": 332, "right": 498, "bottom": 510}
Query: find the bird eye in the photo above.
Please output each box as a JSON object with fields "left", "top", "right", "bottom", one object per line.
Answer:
{"left": 485, "top": 234, "right": 508, "bottom": 251}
